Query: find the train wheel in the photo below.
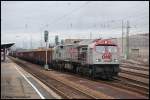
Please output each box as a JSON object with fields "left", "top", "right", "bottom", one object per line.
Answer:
{"left": 61, "top": 62, "right": 65, "bottom": 72}
{"left": 77, "top": 67, "right": 82, "bottom": 75}
{"left": 88, "top": 68, "right": 92, "bottom": 78}
{"left": 72, "top": 64, "right": 76, "bottom": 73}
{"left": 76, "top": 67, "right": 80, "bottom": 74}
{"left": 91, "top": 66, "right": 95, "bottom": 79}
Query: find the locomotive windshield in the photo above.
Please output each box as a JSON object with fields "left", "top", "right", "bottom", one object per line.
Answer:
{"left": 95, "top": 46, "right": 117, "bottom": 53}
{"left": 108, "top": 46, "right": 117, "bottom": 53}
{"left": 95, "top": 46, "right": 105, "bottom": 53}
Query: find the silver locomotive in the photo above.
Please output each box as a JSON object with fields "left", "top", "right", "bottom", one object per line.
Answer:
{"left": 53, "top": 39, "right": 120, "bottom": 80}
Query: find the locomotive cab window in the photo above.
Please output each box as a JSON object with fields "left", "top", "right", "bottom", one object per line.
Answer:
{"left": 81, "top": 47, "right": 88, "bottom": 52}
{"left": 82, "top": 48, "right": 87, "bottom": 51}
{"left": 95, "top": 46, "right": 117, "bottom": 53}
{"left": 108, "top": 46, "right": 117, "bottom": 53}
{"left": 95, "top": 46, "right": 105, "bottom": 53}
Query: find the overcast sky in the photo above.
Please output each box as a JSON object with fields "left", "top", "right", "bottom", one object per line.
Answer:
{"left": 1, "top": 1, "right": 149, "bottom": 49}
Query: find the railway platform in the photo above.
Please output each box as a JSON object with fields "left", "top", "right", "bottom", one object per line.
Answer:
{"left": 1, "top": 57, "right": 61, "bottom": 99}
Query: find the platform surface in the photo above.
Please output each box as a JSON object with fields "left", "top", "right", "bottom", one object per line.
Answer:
{"left": 1, "top": 57, "right": 61, "bottom": 99}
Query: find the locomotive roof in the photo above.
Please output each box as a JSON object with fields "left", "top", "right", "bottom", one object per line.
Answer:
{"left": 56, "top": 44, "right": 79, "bottom": 48}
{"left": 57, "top": 39, "right": 116, "bottom": 47}
{"left": 77, "top": 39, "right": 117, "bottom": 46}
{"left": 77, "top": 39, "right": 95, "bottom": 46}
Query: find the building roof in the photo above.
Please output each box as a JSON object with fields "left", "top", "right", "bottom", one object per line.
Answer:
{"left": 1, "top": 43, "right": 15, "bottom": 49}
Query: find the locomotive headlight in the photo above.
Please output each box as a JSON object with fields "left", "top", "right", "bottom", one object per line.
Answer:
{"left": 96, "top": 59, "right": 99, "bottom": 62}
{"left": 114, "top": 59, "right": 118, "bottom": 62}
{"left": 96, "top": 59, "right": 101, "bottom": 62}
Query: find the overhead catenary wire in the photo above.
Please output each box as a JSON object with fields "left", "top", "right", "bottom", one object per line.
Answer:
{"left": 46, "top": 1, "right": 91, "bottom": 30}
{"left": 48, "top": 1, "right": 148, "bottom": 31}
{"left": 31, "top": 1, "right": 148, "bottom": 36}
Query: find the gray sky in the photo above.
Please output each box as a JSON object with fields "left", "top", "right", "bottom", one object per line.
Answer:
{"left": 1, "top": 1, "right": 149, "bottom": 49}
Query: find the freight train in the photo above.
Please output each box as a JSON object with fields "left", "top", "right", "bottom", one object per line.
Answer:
{"left": 10, "top": 39, "right": 120, "bottom": 80}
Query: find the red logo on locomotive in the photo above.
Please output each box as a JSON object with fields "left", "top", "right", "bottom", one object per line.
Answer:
{"left": 102, "top": 47, "right": 112, "bottom": 61}
{"left": 102, "top": 52, "right": 112, "bottom": 59}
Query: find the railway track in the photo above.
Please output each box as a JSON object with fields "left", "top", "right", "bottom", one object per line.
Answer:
{"left": 121, "top": 63, "right": 149, "bottom": 71}
{"left": 112, "top": 77, "right": 149, "bottom": 96}
{"left": 120, "top": 67, "right": 149, "bottom": 78}
{"left": 9, "top": 57, "right": 113, "bottom": 99}
{"left": 117, "top": 64, "right": 149, "bottom": 96}
{"left": 121, "top": 59, "right": 149, "bottom": 66}
{"left": 77, "top": 75, "right": 149, "bottom": 97}
{"left": 118, "top": 73, "right": 149, "bottom": 87}
{"left": 61, "top": 70, "right": 149, "bottom": 97}
{"left": 9, "top": 56, "right": 149, "bottom": 98}
{"left": 54, "top": 69, "right": 149, "bottom": 98}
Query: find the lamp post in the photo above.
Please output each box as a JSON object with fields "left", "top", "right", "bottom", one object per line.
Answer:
{"left": 44, "top": 30, "right": 49, "bottom": 70}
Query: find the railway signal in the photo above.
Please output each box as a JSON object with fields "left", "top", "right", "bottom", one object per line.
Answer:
{"left": 44, "top": 30, "right": 49, "bottom": 70}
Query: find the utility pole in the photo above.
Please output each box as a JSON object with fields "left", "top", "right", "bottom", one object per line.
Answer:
{"left": 30, "top": 35, "right": 32, "bottom": 49}
{"left": 90, "top": 32, "right": 92, "bottom": 39}
{"left": 61, "top": 39, "right": 64, "bottom": 45}
{"left": 41, "top": 25, "right": 43, "bottom": 48}
{"left": 25, "top": 24, "right": 27, "bottom": 49}
{"left": 122, "top": 20, "right": 124, "bottom": 55}
{"left": 41, "top": 32, "right": 42, "bottom": 47}
{"left": 22, "top": 40, "right": 24, "bottom": 49}
{"left": 126, "top": 20, "right": 130, "bottom": 59}
{"left": 55, "top": 35, "right": 59, "bottom": 46}
{"left": 44, "top": 30, "right": 49, "bottom": 70}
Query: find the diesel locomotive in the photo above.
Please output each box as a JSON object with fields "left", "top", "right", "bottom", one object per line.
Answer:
{"left": 10, "top": 39, "right": 120, "bottom": 80}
